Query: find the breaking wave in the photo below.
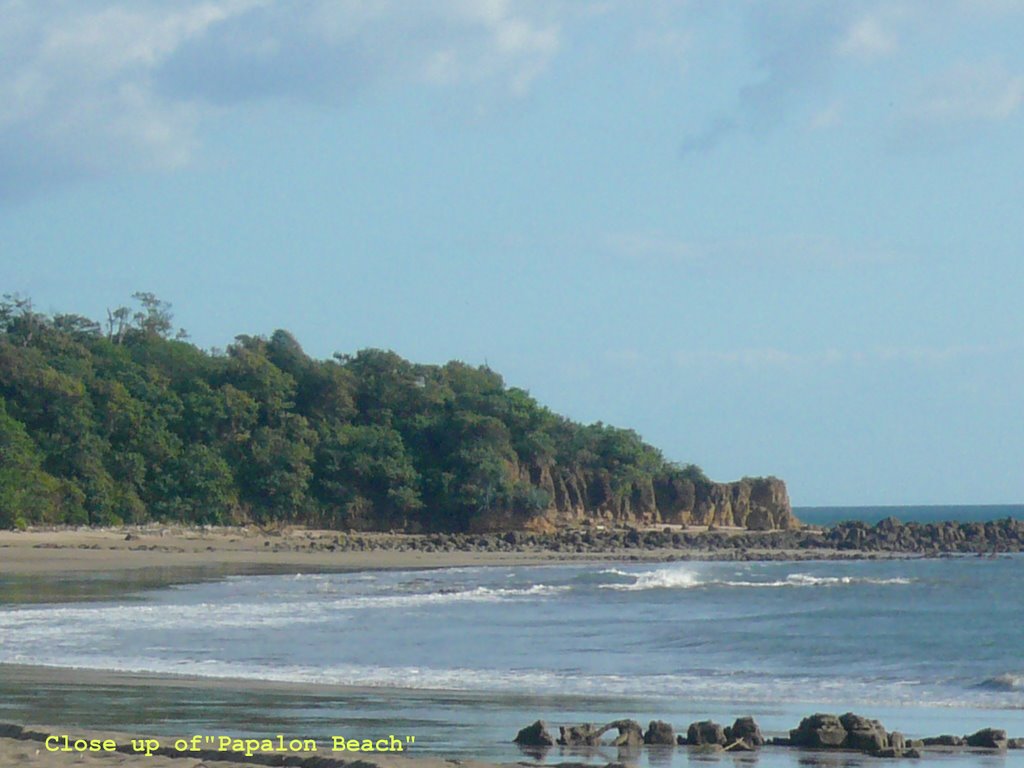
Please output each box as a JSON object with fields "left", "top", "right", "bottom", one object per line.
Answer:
{"left": 979, "top": 673, "right": 1024, "bottom": 692}
{"left": 600, "top": 566, "right": 913, "bottom": 591}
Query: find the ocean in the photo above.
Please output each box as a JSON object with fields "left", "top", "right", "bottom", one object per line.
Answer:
{"left": 2, "top": 550, "right": 1023, "bottom": 766}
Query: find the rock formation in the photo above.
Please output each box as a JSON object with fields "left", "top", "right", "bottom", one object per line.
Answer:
{"left": 485, "top": 466, "right": 798, "bottom": 532}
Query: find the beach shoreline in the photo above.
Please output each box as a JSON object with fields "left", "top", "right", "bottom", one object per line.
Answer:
{"left": 0, "top": 723, "right": 508, "bottom": 768}
{"left": 5, "top": 527, "right": 1024, "bottom": 768}
{"left": 0, "top": 525, "right": 927, "bottom": 581}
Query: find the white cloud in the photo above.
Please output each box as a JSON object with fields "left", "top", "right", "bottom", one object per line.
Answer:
{"left": 0, "top": 0, "right": 564, "bottom": 198}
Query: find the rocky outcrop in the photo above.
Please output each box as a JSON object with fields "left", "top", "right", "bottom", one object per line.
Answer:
{"left": 840, "top": 712, "right": 889, "bottom": 752}
{"left": 606, "top": 720, "right": 644, "bottom": 747}
{"left": 790, "top": 714, "right": 848, "bottom": 748}
{"left": 557, "top": 724, "right": 602, "bottom": 747}
{"left": 642, "top": 721, "right": 675, "bottom": 745}
{"left": 502, "top": 462, "right": 797, "bottom": 532}
{"left": 687, "top": 721, "right": 727, "bottom": 746}
{"left": 922, "top": 735, "right": 964, "bottom": 746}
{"left": 725, "top": 716, "right": 764, "bottom": 746}
{"left": 512, "top": 715, "right": 1020, "bottom": 759}
{"left": 513, "top": 720, "right": 554, "bottom": 747}
{"left": 823, "top": 517, "right": 1024, "bottom": 553}
{"left": 965, "top": 728, "right": 1008, "bottom": 749}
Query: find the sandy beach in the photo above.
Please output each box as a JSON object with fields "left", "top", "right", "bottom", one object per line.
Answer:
{"left": 0, "top": 525, "right": 844, "bottom": 579}
{"left": 0, "top": 724, "right": 506, "bottom": 768}
{"left": 0, "top": 526, "right": 571, "bottom": 576}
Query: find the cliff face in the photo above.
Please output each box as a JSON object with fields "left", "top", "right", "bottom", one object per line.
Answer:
{"left": 471, "top": 463, "right": 798, "bottom": 532}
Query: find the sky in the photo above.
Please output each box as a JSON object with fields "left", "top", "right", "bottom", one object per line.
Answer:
{"left": 2, "top": 0, "right": 1024, "bottom": 506}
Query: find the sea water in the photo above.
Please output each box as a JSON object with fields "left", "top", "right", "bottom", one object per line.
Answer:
{"left": 2, "top": 556, "right": 1023, "bottom": 766}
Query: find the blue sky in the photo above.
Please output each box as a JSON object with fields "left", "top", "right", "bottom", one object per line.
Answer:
{"left": 3, "top": 0, "right": 1024, "bottom": 505}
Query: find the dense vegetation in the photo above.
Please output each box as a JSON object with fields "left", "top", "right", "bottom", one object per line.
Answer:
{"left": 0, "top": 294, "right": 708, "bottom": 531}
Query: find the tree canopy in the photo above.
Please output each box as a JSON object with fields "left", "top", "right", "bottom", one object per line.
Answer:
{"left": 0, "top": 294, "right": 709, "bottom": 531}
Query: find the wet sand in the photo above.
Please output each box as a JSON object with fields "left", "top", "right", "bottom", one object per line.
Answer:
{"left": 0, "top": 725, "right": 504, "bottom": 768}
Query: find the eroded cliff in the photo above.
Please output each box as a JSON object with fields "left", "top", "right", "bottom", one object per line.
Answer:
{"left": 473, "top": 463, "right": 798, "bottom": 532}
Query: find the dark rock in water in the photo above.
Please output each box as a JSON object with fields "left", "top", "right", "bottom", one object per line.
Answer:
{"left": 514, "top": 720, "right": 555, "bottom": 747}
{"left": 675, "top": 734, "right": 688, "bottom": 746}
{"left": 965, "top": 728, "right": 1008, "bottom": 749}
{"left": 845, "top": 729, "right": 887, "bottom": 752}
{"left": 790, "top": 714, "right": 847, "bottom": 748}
{"left": 605, "top": 720, "right": 644, "bottom": 748}
{"left": 1008, "top": 737, "right": 1024, "bottom": 749}
{"left": 726, "top": 716, "right": 764, "bottom": 747}
{"left": 838, "top": 713, "right": 889, "bottom": 752}
{"left": 643, "top": 720, "right": 675, "bottom": 745}
{"left": 558, "top": 724, "right": 602, "bottom": 747}
{"left": 687, "top": 720, "right": 726, "bottom": 746}
{"left": 904, "top": 747, "right": 922, "bottom": 759}
{"left": 873, "top": 747, "right": 901, "bottom": 758}
{"left": 0, "top": 724, "right": 24, "bottom": 739}
{"left": 922, "top": 735, "right": 964, "bottom": 747}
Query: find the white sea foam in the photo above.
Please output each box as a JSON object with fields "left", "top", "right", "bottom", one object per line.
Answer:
{"left": 979, "top": 673, "right": 1024, "bottom": 691}
{"left": 323, "top": 584, "right": 569, "bottom": 609}
{"left": 724, "top": 574, "right": 914, "bottom": 588}
{"left": 0, "top": 583, "right": 568, "bottom": 647}
{"left": 600, "top": 566, "right": 914, "bottom": 590}
{"left": 600, "top": 566, "right": 702, "bottom": 590}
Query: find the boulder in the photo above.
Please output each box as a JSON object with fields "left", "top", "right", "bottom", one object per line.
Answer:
{"left": 839, "top": 712, "right": 889, "bottom": 752}
{"left": 904, "top": 747, "right": 922, "bottom": 759}
{"left": 514, "top": 720, "right": 554, "bottom": 747}
{"left": 889, "top": 732, "right": 906, "bottom": 752}
{"left": 686, "top": 720, "right": 726, "bottom": 746}
{"left": 726, "top": 716, "right": 764, "bottom": 747}
{"left": 558, "top": 724, "right": 602, "bottom": 747}
{"left": 922, "top": 735, "right": 964, "bottom": 747}
{"left": 1008, "top": 737, "right": 1024, "bottom": 749}
{"left": 643, "top": 720, "right": 675, "bottom": 746}
{"left": 605, "top": 720, "right": 644, "bottom": 748}
{"left": 790, "top": 714, "right": 847, "bottom": 748}
{"left": 964, "top": 728, "right": 1008, "bottom": 750}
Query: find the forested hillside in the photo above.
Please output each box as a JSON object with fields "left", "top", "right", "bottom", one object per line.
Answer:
{"left": 0, "top": 294, "right": 791, "bottom": 532}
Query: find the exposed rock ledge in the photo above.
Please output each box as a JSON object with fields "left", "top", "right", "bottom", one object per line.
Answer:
{"left": 473, "top": 469, "right": 798, "bottom": 533}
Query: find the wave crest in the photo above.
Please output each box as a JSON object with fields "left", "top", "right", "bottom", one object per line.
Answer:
{"left": 600, "top": 567, "right": 913, "bottom": 591}
{"left": 979, "top": 673, "right": 1024, "bottom": 691}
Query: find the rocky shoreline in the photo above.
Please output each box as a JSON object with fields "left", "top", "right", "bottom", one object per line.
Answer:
{"left": 319, "top": 516, "right": 1024, "bottom": 558}
{"left": 514, "top": 713, "right": 1024, "bottom": 760}
{"left": 3, "top": 518, "right": 1022, "bottom": 580}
